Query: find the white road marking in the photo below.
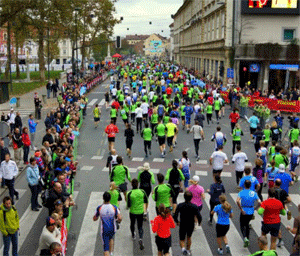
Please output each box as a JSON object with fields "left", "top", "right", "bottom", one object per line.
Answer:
{"left": 153, "top": 158, "right": 164, "bottom": 162}
{"left": 87, "top": 98, "right": 98, "bottom": 106}
{"left": 91, "top": 156, "right": 103, "bottom": 160}
{"left": 132, "top": 157, "right": 144, "bottom": 162}
{"left": 195, "top": 170, "right": 208, "bottom": 176}
{"left": 196, "top": 160, "right": 208, "bottom": 165}
{"left": 81, "top": 166, "right": 94, "bottom": 171}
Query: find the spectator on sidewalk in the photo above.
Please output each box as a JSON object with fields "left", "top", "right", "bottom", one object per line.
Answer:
{"left": 7, "top": 108, "right": 16, "bottom": 133}
{"left": 34, "top": 93, "right": 42, "bottom": 120}
{"left": 12, "top": 128, "right": 23, "bottom": 167}
{"left": 46, "top": 80, "right": 52, "bottom": 99}
{"left": 0, "top": 138, "right": 10, "bottom": 188}
{"left": 0, "top": 153, "right": 19, "bottom": 205}
{"left": 14, "top": 112, "right": 22, "bottom": 132}
{"left": 52, "top": 81, "right": 58, "bottom": 98}
{"left": 0, "top": 196, "right": 20, "bottom": 256}
{"left": 44, "top": 113, "right": 52, "bottom": 130}
{"left": 22, "top": 127, "right": 31, "bottom": 165}
{"left": 38, "top": 217, "right": 61, "bottom": 256}
{"left": 26, "top": 156, "right": 42, "bottom": 211}
{"left": 28, "top": 114, "right": 38, "bottom": 151}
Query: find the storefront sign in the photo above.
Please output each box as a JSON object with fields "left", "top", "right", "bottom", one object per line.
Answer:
{"left": 269, "top": 64, "right": 299, "bottom": 70}
{"left": 249, "top": 64, "right": 260, "bottom": 73}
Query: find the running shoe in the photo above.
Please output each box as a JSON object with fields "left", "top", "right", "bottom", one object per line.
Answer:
{"left": 295, "top": 175, "right": 298, "bottom": 182}
{"left": 244, "top": 238, "right": 249, "bottom": 248}
{"left": 149, "top": 150, "right": 151, "bottom": 155}
{"left": 287, "top": 210, "right": 292, "bottom": 220}
{"left": 132, "top": 232, "right": 136, "bottom": 240}
{"left": 225, "top": 245, "right": 231, "bottom": 254}
{"left": 182, "top": 249, "right": 188, "bottom": 255}
{"left": 217, "top": 248, "right": 223, "bottom": 255}
{"left": 139, "top": 239, "right": 144, "bottom": 250}
{"left": 277, "top": 239, "right": 284, "bottom": 247}
{"left": 186, "top": 250, "right": 191, "bottom": 255}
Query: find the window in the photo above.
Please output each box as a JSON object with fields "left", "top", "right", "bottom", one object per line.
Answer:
{"left": 221, "top": 12, "right": 225, "bottom": 38}
{"left": 63, "top": 40, "right": 66, "bottom": 46}
{"left": 63, "top": 49, "right": 67, "bottom": 55}
{"left": 207, "top": 19, "right": 210, "bottom": 41}
{"left": 3, "top": 33, "right": 7, "bottom": 41}
{"left": 63, "top": 59, "right": 67, "bottom": 64}
{"left": 56, "top": 59, "right": 60, "bottom": 65}
{"left": 216, "top": 15, "right": 219, "bottom": 40}
{"left": 211, "top": 18, "right": 214, "bottom": 40}
{"left": 283, "top": 29, "right": 296, "bottom": 41}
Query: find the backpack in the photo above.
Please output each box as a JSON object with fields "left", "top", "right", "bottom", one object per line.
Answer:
{"left": 168, "top": 168, "right": 181, "bottom": 187}
{"left": 158, "top": 105, "right": 164, "bottom": 116}
{"left": 41, "top": 189, "right": 50, "bottom": 207}
{"left": 139, "top": 171, "right": 152, "bottom": 188}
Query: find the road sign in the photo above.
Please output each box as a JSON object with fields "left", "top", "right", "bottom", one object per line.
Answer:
{"left": 228, "top": 78, "right": 233, "bottom": 84}
{"left": 9, "top": 97, "right": 17, "bottom": 107}
{"left": 227, "top": 68, "right": 234, "bottom": 79}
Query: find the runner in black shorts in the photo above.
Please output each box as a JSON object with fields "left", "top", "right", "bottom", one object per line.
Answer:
{"left": 173, "top": 191, "right": 202, "bottom": 255}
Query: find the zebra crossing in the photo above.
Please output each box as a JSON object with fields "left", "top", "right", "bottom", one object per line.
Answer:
{"left": 1, "top": 108, "right": 35, "bottom": 119}
{"left": 86, "top": 98, "right": 107, "bottom": 108}
{"left": 68, "top": 192, "right": 297, "bottom": 256}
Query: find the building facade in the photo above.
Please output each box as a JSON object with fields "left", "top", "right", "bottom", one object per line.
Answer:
{"left": 173, "top": 0, "right": 300, "bottom": 91}
{"left": 173, "top": 0, "right": 233, "bottom": 83}
{"left": 143, "top": 34, "right": 168, "bottom": 58}
{"left": 125, "top": 35, "right": 149, "bottom": 45}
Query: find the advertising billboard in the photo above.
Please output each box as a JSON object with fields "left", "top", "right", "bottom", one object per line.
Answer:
{"left": 242, "top": 0, "right": 300, "bottom": 14}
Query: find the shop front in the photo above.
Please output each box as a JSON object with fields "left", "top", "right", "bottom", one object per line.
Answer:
{"left": 239, "top": 61, "right": 261, "bottom": 89}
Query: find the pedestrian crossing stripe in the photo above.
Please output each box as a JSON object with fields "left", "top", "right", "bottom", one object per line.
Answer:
{"left": 195, "top": 170, "right": 232, "bottom": 177}
{"left": 153, "top": 158, "right": 164, "bottom": 162}
{"left": 101, "top": 167, "right": 137, "bottom": 173}
{"left": 73, "top": 192, "right": 100, "bottom": 256}
{"left": 131, "top": 157, "right": 144, "bottom": 162}
{"left": 99, "top": 99, "right": 105, "bottom": 106}
{"left": 81, "top": 166, "right": 94, "bottom": 171}
{"left": 88, "top": 98, "right": 98, "bottom": 106}
{"left": 91, "top": 156, "right": 103, "bottom": 160}
{"left": 196, "top": 160, "right": 208, "bottom": 165}
{"left": 245, "top": 162, "right": 253, "bottom": 167}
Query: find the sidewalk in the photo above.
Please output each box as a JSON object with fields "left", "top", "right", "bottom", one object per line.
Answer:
{"left": 0, "top": 73, "right": 67, "bottom": 111}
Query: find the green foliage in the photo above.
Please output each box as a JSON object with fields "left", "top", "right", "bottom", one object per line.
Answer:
{"left": 11, "top": 81, "right": 42, "bottom": 96}
{"left": 255, "top": 43, "right": 283, "bottom": 60}
{"left": 0, "top": 71, "right": 62, "bottom": 81}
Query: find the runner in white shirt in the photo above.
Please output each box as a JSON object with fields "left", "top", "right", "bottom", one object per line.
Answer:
{"left": 111, "top": 87, "right": 117, "bottom": 99}
{"left": 140, "top": 101, "right": 149, "bottom": 123}
{"left": 148, "top": 90, "right": 155, "bottom": 101}
{"left": 190, "top": 121, "right": 205, "bottom": 160}
{"left": 209, "top": 145, "right": 228, "bottom": 178}
{"left": 232, "top": 145, "right": 248, "bottom": 186}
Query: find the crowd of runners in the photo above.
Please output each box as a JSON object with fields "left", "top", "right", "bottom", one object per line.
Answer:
{"left": 94, "top": 59, "right": 300, "bottom": 256}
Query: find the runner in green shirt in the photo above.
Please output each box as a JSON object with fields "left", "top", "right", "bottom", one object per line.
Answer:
{"left": 214, "top": 98, "right": 221, "bottom": 123}
{"left": 268, "top": 141, "right": 277, "bottom": 163}
{"left": 93, "top": 104, "right": 101, "bottom": 129}
{"left": 141, "top": 123, "right": 152, "bottom": 157}
{"left": 108, "top": 182, "right": 121, "bottom": 207}
{"left": 206, "top": 104, "right": 213, "bottom": 126}
{"left": 180, "top": 103, "right": 186, "bottom": 128}
{"left": 289, "top": 124, "right": 300, "bottom": 147}
{"left": 155, "top": 120, "right": 166, "bottom": 157}
{"left": 263, "top": 124, "right": 272, "bottom": 148}
{"left": 120, "top": 106, "right": 128, "bottom": 125}
{"left": 163, "top": 113, "right": 170, "bottom": 125}
{"left": 232, "top": 123, "right": 243, "bottom": 155}
{"left": 130, "top": 102, "right": 137, "bottom": 124}
{"left": 110, "top": 106, "right": 117, "bottom": 124}
{"left": 110, "top": 156, "right": 131, "bottom": 199}
{"left": 248, "top": 236, "right": 278, "bottom": 256}
{"left": 165, "top": 119, "right": 178, "bottom": 152}
{"left": 150, "top": 109, "right": 159, "bottom": 136}
{"left": 126, "top": 179, "right": 148, "bottom": 249}
{"left": 152, "top": 173, "right": 174, "bottom": 214}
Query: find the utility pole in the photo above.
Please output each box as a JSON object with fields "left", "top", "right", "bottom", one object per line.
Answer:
{"left": 7, "top": 20, "right": 12, "bottom": 92}
{"left": 47, "top": 27, "right": 50, "bottom": 81}
{"left": 75, "top": 7, "right": 81, "bottom": 80}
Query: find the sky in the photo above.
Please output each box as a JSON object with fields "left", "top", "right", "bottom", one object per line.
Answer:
{"left": 113, "top": 0, "right": 183, "bottom": 38}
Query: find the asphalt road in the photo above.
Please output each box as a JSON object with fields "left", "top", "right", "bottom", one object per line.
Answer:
{"left": 66, "top": 79, "right": 300, "bottom": 256}
{"left": 2, "top": 77, "right": 299, "bottom": 256}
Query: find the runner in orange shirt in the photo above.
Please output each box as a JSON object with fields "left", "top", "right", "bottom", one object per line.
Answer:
{"left": 105, "top": 121, "right": 119, "bottom": 153}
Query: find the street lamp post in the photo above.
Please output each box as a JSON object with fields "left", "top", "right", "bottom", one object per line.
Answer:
{"left": 75, "top": 7, "right": 81, "bottom": 81}
{"left": 47, "top": 27, "right": 50, "bottom": 81}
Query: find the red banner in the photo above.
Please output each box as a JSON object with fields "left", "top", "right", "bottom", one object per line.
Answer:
{"left": 61, "top": 218, "right": 68, "bottom": 255}
{"left": 220, "top": 92, "right": 300, "bottom": 113}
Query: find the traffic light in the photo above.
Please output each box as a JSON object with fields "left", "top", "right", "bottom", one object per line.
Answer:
{"left": 116, "top": 36, "right": 121, "bottom": 48}
{"left": 219, "top": 66, "right": 224, "bottom": 77}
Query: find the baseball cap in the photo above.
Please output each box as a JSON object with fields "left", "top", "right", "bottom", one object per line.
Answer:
{"left": 46, "top": 216, "right": 56, "bottom": 227}
{"left": 35, "top": 151, "right": 41, "bottom": 157}
{"left": 192, "top": 175, "right": 200, "bottom": 183}
{"left": 278, "top": 164, "right": 285, "bottom": 173}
